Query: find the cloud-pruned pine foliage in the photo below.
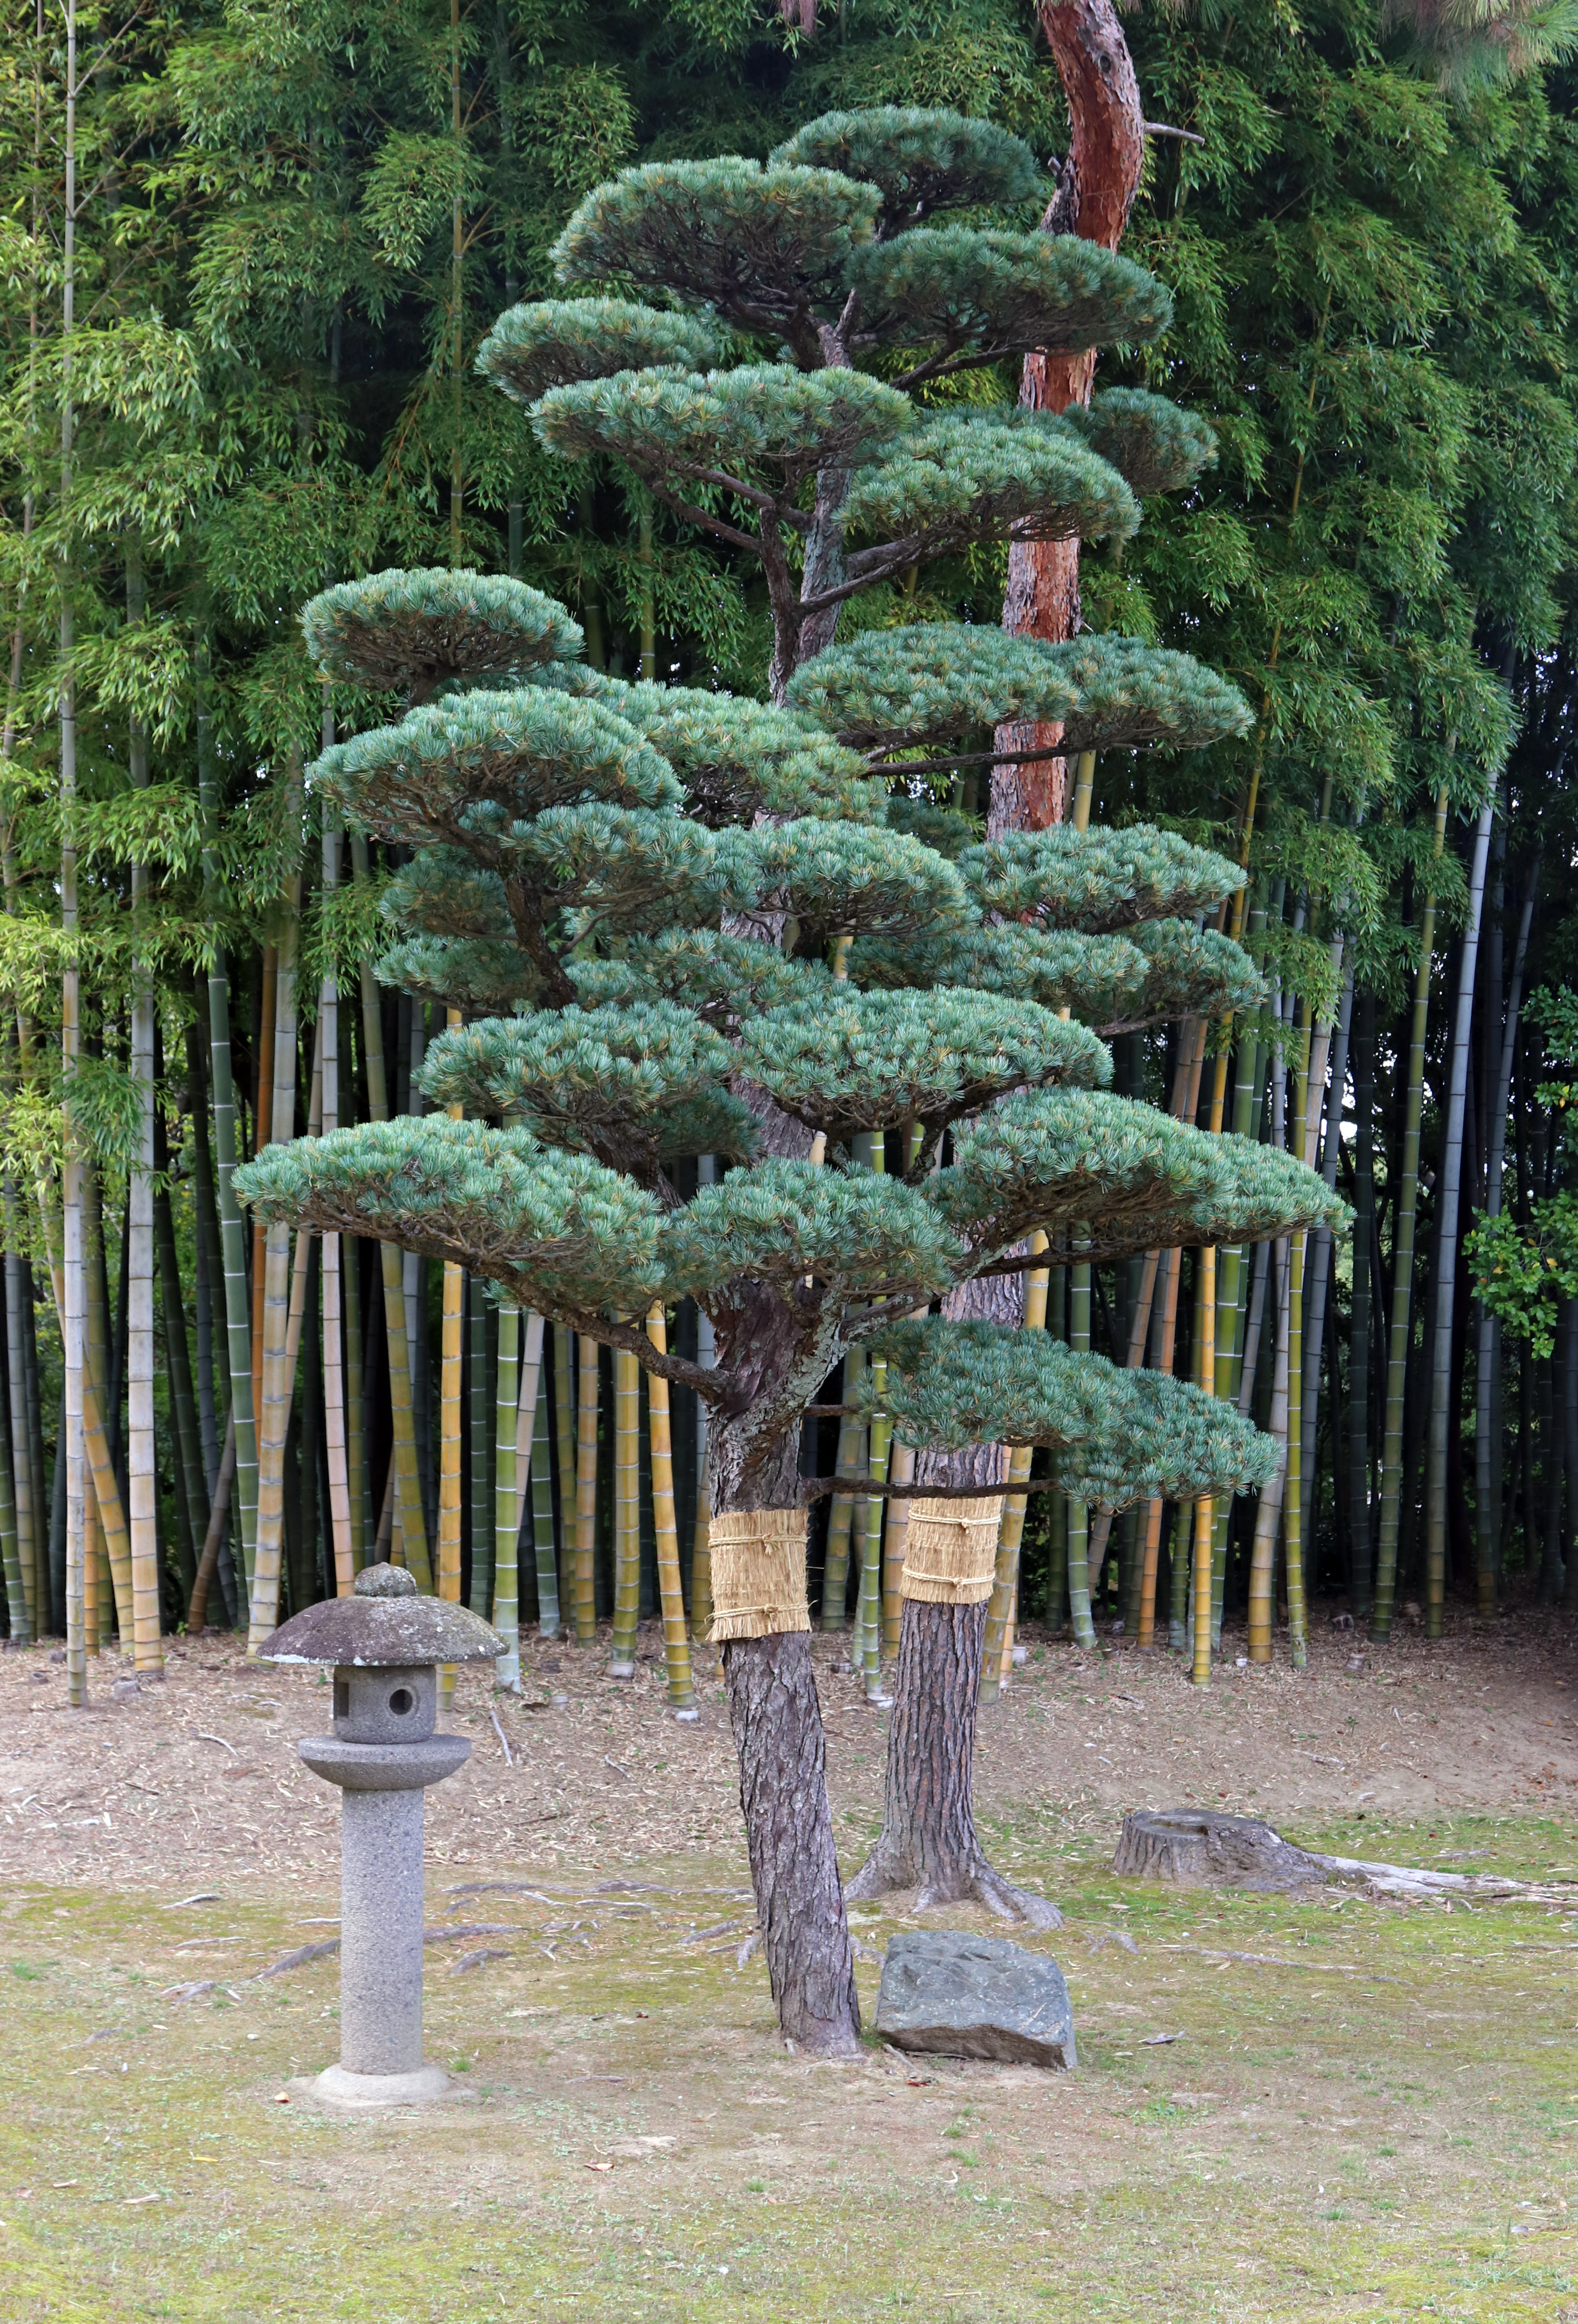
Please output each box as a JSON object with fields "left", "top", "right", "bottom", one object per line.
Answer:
{"left": 238, "top": 107, "right": 1342, "bottom": 1518}
{"left": 238, "top": 558, "right": 1339, "bottom": 1509}
{"left": 476, "top": 105, "right": 1215, "bottom": 692}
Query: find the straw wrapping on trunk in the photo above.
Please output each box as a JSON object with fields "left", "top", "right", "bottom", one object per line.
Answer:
{"left": 707, "top": 1508, "right": 809, "bottom": 1642}
{"left": 899, "top": 1495, "right": 1004, "bottom": 1606}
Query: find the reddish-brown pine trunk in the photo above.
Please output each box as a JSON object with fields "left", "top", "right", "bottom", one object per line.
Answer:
{"left": 860, "top": 0, "right": 1147, "bottom": 1918}
{"left": 992, "top": 0, "right": 1146, "bottom": 837}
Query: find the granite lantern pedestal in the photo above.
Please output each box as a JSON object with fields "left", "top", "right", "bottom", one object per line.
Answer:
{"left": 261, "top": 1563, "right": 503, "bottom": 2112}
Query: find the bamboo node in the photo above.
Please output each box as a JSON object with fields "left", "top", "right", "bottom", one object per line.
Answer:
{"left": 706, "top": 1508, "right": 809, "bottom": 1642}
{"left": 899, "top": 1495, "right": 1004, "bottom": 1605}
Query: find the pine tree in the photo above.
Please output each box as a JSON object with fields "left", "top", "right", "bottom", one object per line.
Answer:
{"left": 236, "top": 537, "right": 1337, "bottom": 2053}
{"left": 480, "top": 99, "right": 1305, "bottom": 1911}
{"left": 478, "top": 106, "right": 1171, "bottom": 699}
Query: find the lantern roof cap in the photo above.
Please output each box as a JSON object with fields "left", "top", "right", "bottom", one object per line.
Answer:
{"left": 261, "top": 1564, "right": 504, "bottom": 1667}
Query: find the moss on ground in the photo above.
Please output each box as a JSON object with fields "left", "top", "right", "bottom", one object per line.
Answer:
{"left": 2, "top": 1811, "right": 1576, "bottom": 2322}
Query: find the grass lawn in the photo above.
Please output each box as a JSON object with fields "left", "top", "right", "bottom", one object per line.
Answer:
{"left": 3, "top": 1807, "right": 1576, "bottom": 2322}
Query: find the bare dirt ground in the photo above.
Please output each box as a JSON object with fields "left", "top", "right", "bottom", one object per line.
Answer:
{"left": 2, "top": 1608, "right": 1576, "bottom": 2324}
{"left": 2, "top": 1605, "right": 1574, "bottom": 1895}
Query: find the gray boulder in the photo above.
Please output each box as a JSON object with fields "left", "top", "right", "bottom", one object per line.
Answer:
{"left": 874, "top": 1931, "right": 1076, "bottom": 2069}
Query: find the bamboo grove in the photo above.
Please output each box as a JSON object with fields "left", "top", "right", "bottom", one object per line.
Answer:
{"left": 1, "top": 0, "right": 1576, "bottom": 1736}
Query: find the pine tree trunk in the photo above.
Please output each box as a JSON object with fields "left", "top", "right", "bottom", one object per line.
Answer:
{"left": 723, "top": 1627, "right": 859, "bottom": 2053}
{"left": 994, "top": 0, "right": 1145, "bottom": 828}
{"left": 846, "top": 1595, "right": 1064, "bottom": 1925}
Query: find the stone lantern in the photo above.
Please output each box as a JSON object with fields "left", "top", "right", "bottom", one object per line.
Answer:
{"left": 262, "top": 1562, "right": 503, "bottom": 2111}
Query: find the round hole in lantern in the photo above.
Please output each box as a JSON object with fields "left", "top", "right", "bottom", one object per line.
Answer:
{"left": 389, "top": 1686, "right": 415, "bottom": 1717}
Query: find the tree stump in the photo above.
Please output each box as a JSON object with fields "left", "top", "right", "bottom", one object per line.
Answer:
{"left": 1112, "top": 1809, "right": 1329, "bottom": 1892}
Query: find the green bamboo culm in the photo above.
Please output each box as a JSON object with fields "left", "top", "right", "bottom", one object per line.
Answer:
{"left": 611, "top": 1336, "right": 641, "bottom": 1672}
{"left": 552, "top": 1321, "right": 576, "bottom": 1614}
{"left": 528, "top": 1318, "right": 560, "bottom": 1637}
{"left": 1042, "top": 1266, "right": 1068, "bottom": 1629}
{"left": 854, "top": 1130, "right": 889, "bottom": 1691}
{"left": 350, "top": 832, "right": 433, "bottom": 1592}
{"left": 859, "top": 1355, "right": 891, "bottom": 1699}
{"left": 196, "top": 614, "right": 259, "bottom": 1582}
{"left": 1349, "top": 995, "right": 1376, "bottom": 1616}
{"left": 0, "top": 1331, "right": 22, "bottom": 1638}
{"left": 820, "top": 1345, "right": 866, "bottom": 1630}
{"left": 468, "top": 1276, "right": 493, "bottom": 1617}
{"left": 574, "top": 1331, "right": 599, "bottom": 1644}
{"left": 1065, "top": 1239, "right": 1096, "bottom": 1648}
{"left": 492, "top": 1302, "right": 520, "bottom": 1684}
{"left": 1372, "top": 786, "right": 1449, "bottom": 1640}
{"left": 1423, "top": 788, "right": 1496, "bottom": 1640}
{"left": 1210, "top": 1016, "right": 1261, "bottom": 1641}
{"left": 344, "top": 1236, "right": 370, "bottom": 1566}
{"left": 1283, "top": 1007, "right": 1312, "bottom": 1671}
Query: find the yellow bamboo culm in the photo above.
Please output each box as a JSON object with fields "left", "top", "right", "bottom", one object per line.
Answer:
{"left": 83, "top": 1475, "right": 100, "bottom": 1654}
{"left": 881, "top": 1443, "right": 916, "bottom": 1654}
{"left": 706, "top": 1508, "right": 810, "bottom": 1643}
{"left": 645, "top": 1305, "right": 695, "bottom": 1709}
{"left": 437, "top": 1257, "right": 465, "bottom": 1705}
{"left": 574, "top": 1333, "right": 599, "bottom": 1644}
{"left": 899, "top": 1495, "right": 1005, "bottom": 1606}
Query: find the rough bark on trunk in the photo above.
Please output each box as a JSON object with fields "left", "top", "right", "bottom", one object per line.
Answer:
{"left": 723, "top": 1628, "right": 859, "bottom": 2053}
{"left": 847, "top": 1429, "right": 1056, "bottom": 1923}
{"left": 847, "top": 1598, "right": 1062, "bottom": 1925}
{"left": 1113, "top": 1808, "right": 1329, "bottom": 1892}
{"left": 702, "top": 1217, "right": 862, "bottom": 2056}
{"left": 994, "top": 0, "right": 1146, "bottom": 834}
{"left": 855, "top": 0, "right": 1150, "bottom": 1924}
